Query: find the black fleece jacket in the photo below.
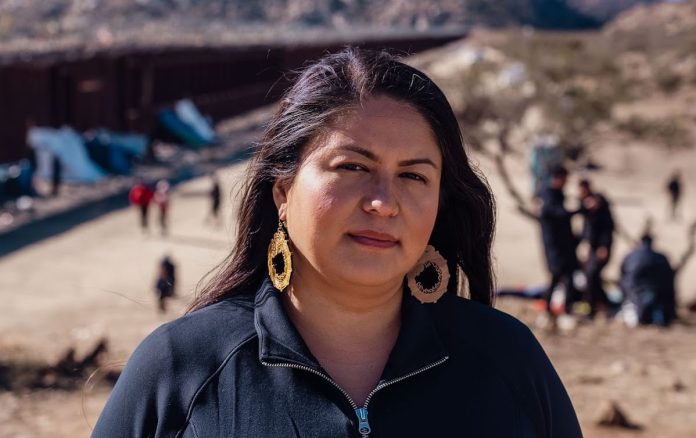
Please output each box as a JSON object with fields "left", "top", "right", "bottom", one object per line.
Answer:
{"left": 92, "top": 279, "right": 582, "bottom": 438}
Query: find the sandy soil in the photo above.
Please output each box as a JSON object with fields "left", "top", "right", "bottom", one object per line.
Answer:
{"left": 1, "top": 111, "right": 695, "bottom": 437}
{"left": 0, "top": 167, "right": 245, "bottom": 437}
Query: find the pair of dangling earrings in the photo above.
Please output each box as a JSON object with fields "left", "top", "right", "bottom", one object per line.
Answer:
{"left": 267, "top": 220, "right": 450, "bottom": 304}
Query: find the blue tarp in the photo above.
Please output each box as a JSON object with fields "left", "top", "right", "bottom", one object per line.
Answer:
{"left": 158, "top": 99, "right": 217, "bottom": 149}
{"left": 85, "top": 130, "right": 148, "bottom": 175}
{"left": 0, "top": 160, "right": 34, "bottom": 202}
{"left": 27, "top": 126, "right": 106, "bottom": 183}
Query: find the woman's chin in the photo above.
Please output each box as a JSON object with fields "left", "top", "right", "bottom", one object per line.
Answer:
{"left": 329, "top": 267, "right": 405, "bottom": 290}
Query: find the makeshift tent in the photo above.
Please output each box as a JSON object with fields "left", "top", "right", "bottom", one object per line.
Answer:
{"left": 85, "top": 138, "right": 131, "bottom": 175}
{"left": 95, "top": 130, "right": 148, "bottom": 157}
{"left": 175, "top": 99, "right": 216, "bottom": 143}
{"left": 85, "top": 130, "right": 148, "bottom": 175}
{"left": 28, "top": 127, "right": 106, "bottom": 183}
{"left": 0, "top": 160, "right": 34, "bottom": 202}
{"left": 158, "top": 99, "right": 217, "bottom": 148}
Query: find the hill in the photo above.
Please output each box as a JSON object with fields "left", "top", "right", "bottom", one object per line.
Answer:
{"left": 0, "top": 0, "right": 642, "bottom": 48}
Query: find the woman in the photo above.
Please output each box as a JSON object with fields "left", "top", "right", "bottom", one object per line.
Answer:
{"left": 93, "top": 48, "right": 582, "bottom": 437}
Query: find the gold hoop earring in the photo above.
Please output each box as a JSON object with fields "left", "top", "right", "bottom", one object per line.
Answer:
{"left": 267, "top": 220, "right": 292, "bottom": 292}
{"left": 407, "top": 245, "right": 450, "bottom": 304}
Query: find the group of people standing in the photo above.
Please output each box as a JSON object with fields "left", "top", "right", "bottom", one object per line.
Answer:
{"left": 128, "top": 179, "right": 171, "bottom": 235}
{"left": 127, "top": 173, "right": 222, "bottom": 234}
{"left": 538, "top": 166, "right": 614, "bottom": 319}
{"left": 537, "top": 165, "right": 677, "bottom": 326}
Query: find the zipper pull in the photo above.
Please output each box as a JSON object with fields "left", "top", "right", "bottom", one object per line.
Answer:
{"left": 355, "top": 407, "right": 371, "bottom": 437}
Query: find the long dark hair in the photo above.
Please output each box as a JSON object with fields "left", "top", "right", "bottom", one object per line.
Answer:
{"left": 189, "top": 47, "right": 496, "bottom": 311}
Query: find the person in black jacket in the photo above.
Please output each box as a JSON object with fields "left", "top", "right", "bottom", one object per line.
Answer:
{"left": 578, "top": 179, "right": 615, "bottom": 318}
{"left": 51, "top": 154, "right": 62, "bottom": 197}
{"left": 538, "top": 166, "right": 580, "bottom": 316}
{"left": 666, "top": 170, "right": 682, "bottom": 220}
{"left": 620, "top": 234, "right": 676, "bottom": 326}
{"left": 154, "top": 255, "right": 176, "bottom": 313}
{"left": 207, "top": 172, "right": 222, "bottom": 226}
{"left": 93, "top": 49, "right": 581, "bottom": 438}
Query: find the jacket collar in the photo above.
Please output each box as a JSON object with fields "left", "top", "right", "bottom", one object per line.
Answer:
{"left": 254, "top": 278, "right": 449, "bottom": 381}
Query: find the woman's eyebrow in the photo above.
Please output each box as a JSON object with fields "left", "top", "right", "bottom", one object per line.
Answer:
{"left": 336, "top": 144, "right": 438, "bottom": 169}
{"left": 398, "top": 158, "right": 438, "bottom": 169}
{"left": 336, "top": 144, "right": 377, "bottom": 161}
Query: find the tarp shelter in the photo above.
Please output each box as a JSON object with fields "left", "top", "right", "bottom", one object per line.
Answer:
{"left": 28, "top": 127, "right": 106, "bottom": 183}
{"left": 175, "top": 99, "right": 216, "bottom": 144}
{"left": 158, "top": 99, "right": 217, "bottom": 149}
{"left": 85, "top": 130, "right": 148, "bottom": 175}
{"left": 0, "top": 160, "right": 34, "bottom": 202}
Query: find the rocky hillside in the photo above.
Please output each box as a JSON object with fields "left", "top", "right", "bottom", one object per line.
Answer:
{"left": 409, "top": 0, "right": 696, "bottom": 164}
{"left": 604, "top": 0, "right": 696, "bottom": 47}
{"left": 0, "top": 0, "right": 669, "bottom": 46}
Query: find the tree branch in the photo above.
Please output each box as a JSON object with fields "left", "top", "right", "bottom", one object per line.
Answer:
{"left": 674, "top": 219, "right": 696, "bottom": 275}
{"left": 492, "top": 152, "right": 539, "bottom": 221}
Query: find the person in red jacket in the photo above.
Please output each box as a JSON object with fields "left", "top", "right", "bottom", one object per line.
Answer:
{"left": 129, "top": 180, "right": 154, "bottom": 231}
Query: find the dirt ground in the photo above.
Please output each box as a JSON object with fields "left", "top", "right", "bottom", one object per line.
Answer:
{"left": 1, "top": 107, "right": 696, "bottom": 436}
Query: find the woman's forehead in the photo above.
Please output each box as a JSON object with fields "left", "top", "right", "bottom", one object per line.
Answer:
{"left": 305, "top": 96, "right": 441, "bottom": 161}
{"left": 335, "top": 96, "right": 425, "bottom": 126}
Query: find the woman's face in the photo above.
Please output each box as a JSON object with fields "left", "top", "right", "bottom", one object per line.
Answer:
{"left": 273, "top": 95, "right": 442, "bottom": 290}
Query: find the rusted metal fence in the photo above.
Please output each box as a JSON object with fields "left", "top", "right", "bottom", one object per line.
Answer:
{"left": 0, "top": 33, "right": 462, "bottom": 163}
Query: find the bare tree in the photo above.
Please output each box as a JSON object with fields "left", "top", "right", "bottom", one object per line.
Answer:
{"left": 674, "top": 219, "right": 696, "bottom": 275}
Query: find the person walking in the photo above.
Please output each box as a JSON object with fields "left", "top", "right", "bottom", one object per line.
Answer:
{"left": 539, "top": 165, "right": 580, "bottom": 317}
{"left": 129, "top": 180, "right": 154, "bottom": 232}
{"left": 155, "top": 255, "right": 176, "bottom": 313}
{"left": 666, "top": 170, "right": 682, "bottom": 220}
{"left": 577, "top": 179, "right": 615, "bottom": 318}
{"left": 153, "top": 180, "right": 171, "bottom": 235}
{"left": 207, "top": 173, "right": 221, "bottom": 226}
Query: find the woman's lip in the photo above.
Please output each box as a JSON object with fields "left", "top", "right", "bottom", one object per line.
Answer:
{"left": 348, "top": 233, "right": 399, "bottom": 248}
{"left": 349, "top": 230, "right": 398, "bottom": 241}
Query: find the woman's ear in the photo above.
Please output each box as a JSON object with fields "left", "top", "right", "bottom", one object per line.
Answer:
{"left": 272, "top": 178, "right": 289, "bottom": 221}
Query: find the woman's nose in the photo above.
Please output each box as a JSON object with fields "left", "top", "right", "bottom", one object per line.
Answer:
{"left": 362, "top": 176, "right": 399, "bottom": 217}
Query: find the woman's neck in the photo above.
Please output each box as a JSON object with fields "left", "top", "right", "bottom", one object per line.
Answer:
{"left": 281, "top": 273, "right": 402, "bottom": 406}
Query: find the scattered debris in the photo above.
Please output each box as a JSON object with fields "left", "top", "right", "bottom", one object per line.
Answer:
{"left": 672, "top": 378, "right": 687, "bottom": 393}
{"left": 0, "top": 338, "right": 119, "bottom": 392}
{"left": 596, "top": 400, "right": 643, "bottom": 430}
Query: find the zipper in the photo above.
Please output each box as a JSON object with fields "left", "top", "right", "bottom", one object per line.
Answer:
{"left": 355, "top": 407, "right": 371, "bottom": 436}
{"left": 262, "top": 356, "right": 449, "bottom": 437}
{"left": 361, "top": 355, "right": 449, "bottom": 408}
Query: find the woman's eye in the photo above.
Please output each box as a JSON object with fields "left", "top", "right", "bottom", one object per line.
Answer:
{"left": 401, "top": 172, "right": 427, "bottom": 183}
{"left": 338, "top": 163, "right": 367, "bottom": 172}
